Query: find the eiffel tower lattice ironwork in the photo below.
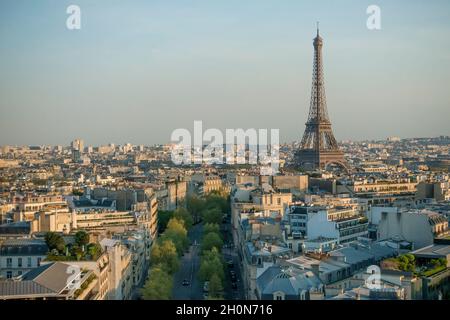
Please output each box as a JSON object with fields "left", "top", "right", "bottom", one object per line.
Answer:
{"left": 295, "top": 26, "right": 347, "bottom": 170}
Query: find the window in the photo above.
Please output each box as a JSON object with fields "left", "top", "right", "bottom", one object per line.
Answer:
{"left": 18, "top": 258, "right": 22, "bottom": 268}
{"left": 27, "top": 257, "right": 32, "bottom": 268}
{"left": 274, "top": 293, "right": 284, "bottom": 300}
{"left": 17, "top": 271, "right": 22, "bottom": 276}
{"left": 6, "top": 258, "right": 12, "bottom": 268}
{"left": 37, "top": 257, "right": 42, "bottom": 266}
{"left": 6, "top": 271, "right": 12, "bottom": 279}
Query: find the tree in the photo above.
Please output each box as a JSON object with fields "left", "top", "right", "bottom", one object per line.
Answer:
{"left": 69, "top": 244, "right": 84, "bottom": 261}
{"left": 199, "top": 248, "right": 225, "bottom": 282}
{"left": 160, "top": 218, "right": 189, "bottom": 255}
{"left": 202, "top": 208, "right": 223, "bottom": 225}
{"left": 158, "top": 210, "right": 174, "bottom": 232}
{"left": 44, "top": 232, "right": 65, "bottom": 253}
{"left": 74, "top": 230, "right": 90, "bottom": 247}
{"left": 404, "top": 254, "right": 415, "bottom": 264}
{"left": 186, "top": 196, "right": 206, "bottom": 222}
{"left": 87, "top": 243, "right": 102, "bottom": 260}
{"left": 141, "top": 266, "right": 173, "bottom": 300}
{"left": 151, "top": 240, "right": 180, "bottom": 274}
{"left": 173, "top": 207, "right": 193, "bottom": 230}
{"left": 205, "top": 192, "right": 230, "bottom": 214}
{"left": 209, "top": 274, "right": 223, "bottom": 299}
{"left": 201, "top": 232, "right": 223, "bottom": 253}
{"left": 204, "top": 223, "right": 220, "bottom": 236}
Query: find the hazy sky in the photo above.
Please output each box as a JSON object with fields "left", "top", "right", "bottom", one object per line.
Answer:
{"left": 1, "top": 0, "right": 449, "bottom": 146}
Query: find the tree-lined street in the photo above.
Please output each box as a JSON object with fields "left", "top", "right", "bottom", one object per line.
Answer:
{"left": 172, "top": 223, "right": 203, "bottom": 300}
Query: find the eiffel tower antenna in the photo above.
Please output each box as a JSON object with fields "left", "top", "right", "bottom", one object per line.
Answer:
{"left": 294, "top": 27, "right": 348, "bottom": 171}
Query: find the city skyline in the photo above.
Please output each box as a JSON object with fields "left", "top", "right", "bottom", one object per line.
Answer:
{"left": 1, "top": 1, "right": 449, "bottom": 306}
{"left": 1, "top": 0, "right": 450, "bottom": 146}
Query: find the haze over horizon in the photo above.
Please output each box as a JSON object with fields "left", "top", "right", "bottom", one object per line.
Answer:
{"left": 1, "top": 0, "right": 450, "bottom": 146}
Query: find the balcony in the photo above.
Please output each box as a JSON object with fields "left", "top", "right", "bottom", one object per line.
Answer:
{"left": 73, "top": 272, "right": 98, "bottom": 300}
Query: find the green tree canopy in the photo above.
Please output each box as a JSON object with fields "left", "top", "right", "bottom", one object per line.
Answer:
{"left": 203, "top": 223, "right": 220, "bottom": 236}
{"left": 44, "top": 232, "right": 65, "bottom": 253}
{"left": 186, "top": 195, "right": 206, "bottom": 221}
{"left": 87, "top": 243, "right": 102, "bottom": 260}
{"left": 74, "top": 230, "right": 90, "bottom": 247}
{"left": 199, "top": 248, "right": 225, "bottom": 282}
{"left": 173, "top": 207, "right": 193, "bottom": 230}
{"left": 141, "top": 266, "right": 173, "bottom": 300}
{"left": 202, "top": 208, "right": 223, "bottom": 225}
{"left": 160, "top": 218, "right": 189, "bottom": 254}
{"left": 208, "top": 273, "right": 223, "bottom": 299}
{"left": 201, "top": 232, "right": 223, "bottom": 253}
{"left": 205, "top": 192, "right": 230, "bottom": 213}
{"left": 151, "top": 240, "right": 180, "bottom": 274}
{"left": 158, "top": 210, "right": 174, "bottom": 233}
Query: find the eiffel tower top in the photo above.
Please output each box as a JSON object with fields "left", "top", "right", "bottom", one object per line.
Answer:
{"left": 314, "top": 21, "right": 323, "bottom": 46}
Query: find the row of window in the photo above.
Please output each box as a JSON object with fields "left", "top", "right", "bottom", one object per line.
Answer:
{"left": 4, "top": 257, "right": 42, "bottom": 268}
{"left": 291, "top": 222, "right": 306, "bottom": 227}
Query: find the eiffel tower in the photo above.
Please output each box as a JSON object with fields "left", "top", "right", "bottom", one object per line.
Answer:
{"left": 295, "top": 26, "right": 347, "bottom": 170}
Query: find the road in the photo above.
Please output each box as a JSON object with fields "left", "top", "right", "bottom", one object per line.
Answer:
{"left": 221, "top": 219, "right": 245, "bottom": 300}
{"left": 172, "top": 222, "right": 204, "bottom": 300}
{"left": 172, "top": 218, "right": 245, "bottom": 300}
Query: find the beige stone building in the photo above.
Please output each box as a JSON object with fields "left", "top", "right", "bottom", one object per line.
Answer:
{"left": 100, "top": 238, "right": 133, "bottom": 300}
{"left": 11, "top": 194, "right": 67, "bottom": 221}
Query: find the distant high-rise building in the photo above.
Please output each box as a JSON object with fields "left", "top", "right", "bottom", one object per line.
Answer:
{"left": 295, "top": 27, "right": 347, "bottom": 170}
{"left": 71, "top": 139, "right": 84, "bottom": 153}
{"left": 387, "top": 136, "right": 401, "bottom": 142}
{"left": 72, "top": 149, "right": 81, "bottom": 162}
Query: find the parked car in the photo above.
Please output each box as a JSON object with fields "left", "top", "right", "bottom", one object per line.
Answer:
{"left": 182, "top": 279, "right": 190, "bottom": 286}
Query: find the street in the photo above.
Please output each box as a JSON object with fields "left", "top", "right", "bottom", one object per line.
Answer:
{"left": 172, "top": 223, "right": 203, "bottom": 300}
{"left": 172, "top": 217, "right": 245, "bottom": 300}
{"left": 221, "top": 218, "right": 245, "bottom": 300}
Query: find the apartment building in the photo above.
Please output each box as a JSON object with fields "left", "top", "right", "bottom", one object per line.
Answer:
{"left": 338, "top": 178, "right": 417, "bottom": 205}
{"left": 417, "top": 181, "right": 450, "bottom": 202}
{"left": 0, "top": 262, "right": 99, "bottom": 300}
{"left": 0, "top": 239, "right": 47, "bottom": 279}
{"left": 374, "top": 208, "right": 449, "bottom": 249}
{"left": 155, "top": 179, "right": 187, "bottom": 211}
{"left": 256, "top": 265, "right": 324, "bottom": 300}
{"left": 287, "top": 241, "right": 396, "bottom": 287}
{"left": 307, "top": 207, "right": 369, "bottom": 244}
{"left": 100, "top": 238, "right": 133, "bottom": 300}
{"left": 114, "top": 231, "right": 149, "bottom": 289}
{"left": 10, "top": 194, "right": 67, "bottom": 221}
{"left": 64, "top": 252, "right": 110, "bottom": 300}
